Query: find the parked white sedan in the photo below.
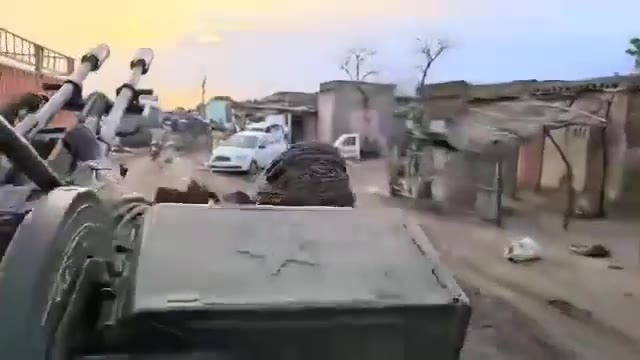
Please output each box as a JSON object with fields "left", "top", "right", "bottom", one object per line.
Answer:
{"left": 206, "top": 131, "right": 287, "bottom": 174}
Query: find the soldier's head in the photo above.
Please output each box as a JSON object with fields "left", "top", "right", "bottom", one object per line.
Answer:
{"left": 151, "top": 143, "right": 356, "bottom": 208}
{"left": 253, "top": 142, "right": 356, "bottom": 207}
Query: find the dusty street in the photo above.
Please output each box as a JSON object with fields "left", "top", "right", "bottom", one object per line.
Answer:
{"left": 118, "top": 150, "right": 640, "bottom": 360}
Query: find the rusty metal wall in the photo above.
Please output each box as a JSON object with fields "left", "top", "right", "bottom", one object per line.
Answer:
{"left": 0, "top": 63, "right": 75, "bottom": 129}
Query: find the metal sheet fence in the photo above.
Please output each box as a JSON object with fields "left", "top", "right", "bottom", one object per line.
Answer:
{"left": 0, "top": 28, "right": 76, "bottom": 129}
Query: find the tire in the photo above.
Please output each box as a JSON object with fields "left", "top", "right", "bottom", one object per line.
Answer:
{"left": 247, "top": 160, "right": 259, "bottom": 175}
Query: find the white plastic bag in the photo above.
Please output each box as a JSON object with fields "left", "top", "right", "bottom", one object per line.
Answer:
{"left": 504, "top": 237, "right": 542, "bottom": 263}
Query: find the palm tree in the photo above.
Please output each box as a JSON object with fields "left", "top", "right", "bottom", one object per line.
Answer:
{"left": 625, "top": 37, "right": 640, "bottom": 72}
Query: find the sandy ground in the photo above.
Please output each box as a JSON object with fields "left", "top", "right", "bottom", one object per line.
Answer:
{"left": 349, "top": 159, "right": 640, "bottom": 360}
{"left": 117, "top": 150, "right": 640, "bottom": 359}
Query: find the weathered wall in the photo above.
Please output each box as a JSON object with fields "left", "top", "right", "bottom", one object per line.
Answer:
{"left": 317, "top": 90, "right": 334, "bottom": 143}
{"left": 431, "top": 150, "right": 476, "bottom": 206}
{"left": 517, "top": 131, "right": 544, "bottom": 190}
{"left": 604, "top": 91, "right": 640, "bottom": 213}
{"left": 302, "top": 113, "right": 318, "bottom": 141}
{"left": 501, "top": 145, "right": 519, "bottom": 198}
{"left": 540, "top": 125, "right": 590, "bottom": 191}
{"left": 205, "top": 99, "right": 232, "bottom": 126}
{"left": 426, "top": 97, "right": 468, "bottom": 122}
{"left": 318, "top": 81, "right": 399, "bottom": 155}
{"left": 0, "top": 63, "right": 74, "bottom": 128}
{"left": 606, "top": 93, "right": 629, "bottom": 202}
{"left": 516, "top": 92, "right": 628, "bottom": 214}
{"left": 421, "top": 77, "right": 640, "bottom": 215}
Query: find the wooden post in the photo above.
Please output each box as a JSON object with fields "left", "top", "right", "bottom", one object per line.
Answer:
{"left": 496, "top": 159, "right": 503, "bottom": 227}
{"left": 34, "top": 45, "right": 43, "bottom": 74}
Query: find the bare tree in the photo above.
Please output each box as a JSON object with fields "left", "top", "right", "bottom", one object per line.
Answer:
{"left": 416, "top": 38, "right": 450, "bottom": 93}
{"left": 340, "top": 48, "right": 378, "bottom": 81}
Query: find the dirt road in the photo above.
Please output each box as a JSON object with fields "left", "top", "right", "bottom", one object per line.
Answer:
{"left": 118, "top": 151, "right": 640, "bottom": 359}
{"left": 116, "top": 150, "right": 254, "bottom": 199}
{"left": 349, "top": 159, "right": 640, "bottom": 360}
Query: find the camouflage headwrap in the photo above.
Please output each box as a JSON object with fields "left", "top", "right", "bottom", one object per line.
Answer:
{"left": 254, "top": 142, "right": 356, "bottom": 207}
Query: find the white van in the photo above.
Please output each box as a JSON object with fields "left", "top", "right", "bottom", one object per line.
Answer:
{"left": 333, "top": 133, "right": 361, "bottom": 160}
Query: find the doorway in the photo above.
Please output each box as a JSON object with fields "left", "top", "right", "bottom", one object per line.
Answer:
{"left": 291, "top": 114, "right": 305, "bottom": 143}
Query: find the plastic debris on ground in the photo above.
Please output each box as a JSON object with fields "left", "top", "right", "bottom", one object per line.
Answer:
{"left": 504, "top": 237, "right": 542, "bottom": 263}
{"left": 569, "top": 243, "right": 611, "bottom": 258}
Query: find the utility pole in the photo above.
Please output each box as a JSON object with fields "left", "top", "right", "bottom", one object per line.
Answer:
{"left": 201, "top": 75, "right": 207, "bottom": 106}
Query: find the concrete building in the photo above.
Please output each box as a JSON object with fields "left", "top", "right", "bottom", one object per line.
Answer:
{"left": 422, "top": 76, "right": 640, "bottom": 216}
{"left": 317, "top": 80, "right": 402, "bottom": 155}
{"left": 204, "top": 96, "right": 234, "bottom": 128}
{"left": 235, "top": 83, "right": 404, "bottom": 148}
{"left": 233, "top": 91, "right": 318, "bottom": 143}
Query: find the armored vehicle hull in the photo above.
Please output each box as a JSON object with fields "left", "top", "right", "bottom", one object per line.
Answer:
{"left": 93, "top": 205, "right": 470, "bottom": 360}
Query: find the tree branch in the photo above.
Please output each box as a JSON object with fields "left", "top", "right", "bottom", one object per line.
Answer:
{"left": 340, "top": 47, "right": 378, "bottom": 81}
{"left": 361, "top": 70, "right": 379, "bottom": 81}
{"left": 416, "top": 38, "right": 450, "bottom": 91}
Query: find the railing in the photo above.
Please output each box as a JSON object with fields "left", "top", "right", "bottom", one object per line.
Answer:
{"left": 0, "top": 28, "right": 74, "bottom": 75}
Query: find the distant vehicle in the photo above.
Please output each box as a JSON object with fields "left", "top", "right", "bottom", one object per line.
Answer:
{"left": 206, "top": 131, "right": 288, "bottom": 174}
{"left": 245, "top": 121, "right": 289, "bottom": 143}
{"left": 162, "top": 114, "right": 209, "bottom": 134}
{"left": 334, "top": 133, "right": 361, "bottom": 160}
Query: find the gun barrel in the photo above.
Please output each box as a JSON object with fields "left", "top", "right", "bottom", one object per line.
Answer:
{"left": 101, "top": 48, "right": 154, "bottom": 145}
{"left": 14, "top": 44, "right": 111, "bottom": 138}
{"left": 0, "top": 116, "right": 63, "bottom": 191}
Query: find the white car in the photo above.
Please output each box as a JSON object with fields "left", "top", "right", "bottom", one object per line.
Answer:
{"left": 207, "top": 131, "right": 287, "bottom": 174}
{"left": 245, "top": 122, "right": 289, "bottom": 143}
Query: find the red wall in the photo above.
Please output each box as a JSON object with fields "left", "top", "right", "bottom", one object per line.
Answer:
{"left": 0, "top": 63, "right": 75, "bottom": 129}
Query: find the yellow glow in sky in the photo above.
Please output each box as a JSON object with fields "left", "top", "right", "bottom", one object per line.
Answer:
{"left": 1, "top": 0, "right": 475, "bottom": 108}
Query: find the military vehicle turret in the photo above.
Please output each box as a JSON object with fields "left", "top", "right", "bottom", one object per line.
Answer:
{"left": 0, "top": 44, "right": 471, "bottom": 360}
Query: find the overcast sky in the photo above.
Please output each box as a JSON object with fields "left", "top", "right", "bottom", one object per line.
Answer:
{"left": 1, "top": 0, "right": 636, "bottom": 108}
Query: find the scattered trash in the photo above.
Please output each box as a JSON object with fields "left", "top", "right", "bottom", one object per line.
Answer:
{"left": 608, "top": 264, "right": 624, "bottom": 270}
{"left": 504, "top": 237, "right": 542, "bottom": 263}
{"left": 569, "top": 243, "right": 610, "bottom": 258}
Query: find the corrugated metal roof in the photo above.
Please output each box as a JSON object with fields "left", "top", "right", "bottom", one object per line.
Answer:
{"left": 233, "top": 102, "right": 316, "bottom": 113}
{"left": 431, "top": 100, "right": 606, "bottom": 155}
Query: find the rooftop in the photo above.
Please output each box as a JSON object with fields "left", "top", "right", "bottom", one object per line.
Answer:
{"left": 259, "top": 91, "right": 316, "bottom": 108}
{"left": 423, "top": 75, "right": 640, "bottom": 101}
{"left": 233, "top": 102, "right": 316, "bottom": 114}
{"left": 319, "top": 80, "right": 396, "bottom": 92}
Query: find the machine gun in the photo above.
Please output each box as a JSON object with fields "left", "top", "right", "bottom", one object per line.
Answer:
{"left": 0, "top": 48, "right": 471, "bottom": 360}
{"left": 0, "top": 45, "right": 158, "bottom": 358}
